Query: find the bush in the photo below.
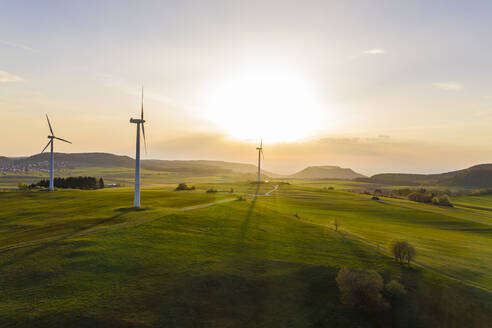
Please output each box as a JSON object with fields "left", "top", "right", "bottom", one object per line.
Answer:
{"left": 438, "top": 194, "right": 452, "bottom": 206}
{"left": 327, "top": 186, "right": 334, "bottom": 190}
{"left": 175, "top": 183, "right": 195, "bottom": 191}
{"left": 408, "top": 191, "right": 433, "bottom": 203}
{"left": 432, "top": 196, "right": 440, "bottom": 205}
{"left": 385, "top": 280, "right": 407, "bottom": 298}
{"left": 390, "top": 240, "right": 416, "bottom": 265}
{"left": 17, "top": 182, "right": 29, "bottom": 191}
{"left": 336, "top": 268, "right": 389, "bottom": 312}
{"left": 206, "top": 188, "right": 217, "bottom": 193}
{"left": 236, "top": 196, "right": 246, "bottom": 201}
{"left": 371, "top": 196, "right": 380, "bottom": 200}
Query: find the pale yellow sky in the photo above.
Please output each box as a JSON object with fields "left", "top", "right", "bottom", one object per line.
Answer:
{"left": 2, "top": 1, "right": 492, "bottom": 175}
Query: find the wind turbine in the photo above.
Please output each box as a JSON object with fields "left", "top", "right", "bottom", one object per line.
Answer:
{"left": 256, "top": 139, "right": 264, "bottom": 183}
{"left": 129, "top": 87, "right": 147, "bottom": 208}
{"left": 41, "top": 115, "right": 72, "bottom": 191}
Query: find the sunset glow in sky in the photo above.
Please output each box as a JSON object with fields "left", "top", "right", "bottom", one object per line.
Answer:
{"left": 2, "top": 0, "right": 492, "bottom": 174}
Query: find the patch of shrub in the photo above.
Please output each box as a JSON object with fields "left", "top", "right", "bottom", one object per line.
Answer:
{"left": 408, "top": 191, "right": 433, "bottom": 203}
{"left": 17, "top": 182, "right": 29, "bottom": 191}
{"left": 371, "top": 196, "right": 380, "bottom": 200}
{"left": 336, "top": 268, "right": 389, "bottom": 312}
{"left": 438, "top": 194, "right": 452, "bottom": 206}
{"left": 175, "top": 183, "right": 195, "bottom": 191}
{"left": 327, "top": 186, "right": 334, "bottom": 190}
{"left": 390, "top": 240, "right": 416, "bottom": 265}
{"left": 206, "top": 188, "right": 218, "bottom": 193}
{"left": 236, "top": 196, "right": 246, "bottom": 201}
{"left": 385, "top": 280, "right": 407, "bottom": 298}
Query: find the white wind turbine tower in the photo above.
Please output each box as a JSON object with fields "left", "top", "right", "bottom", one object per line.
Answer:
{"left": 256, "top": 139, "right": 264, "bottom": 183}
{"left": 129, "top": 87, "right": 147, "bottom": 208}
{"left": 41, "top": 115, "right": 72, "bottom": 191}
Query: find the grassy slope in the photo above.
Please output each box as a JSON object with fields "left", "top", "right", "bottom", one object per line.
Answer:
{"left": 0, "top": 186, "right": 491, "bottom": 327}
{"left": 263, "top": 185, "right": 492, "bottom": 290}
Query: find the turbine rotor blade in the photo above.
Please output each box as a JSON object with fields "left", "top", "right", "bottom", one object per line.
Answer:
{"left": 261, "top": 149, "right": 264, "bottom": 160}
{"left": 54, "top": 136, "right": 72, "bottom": 144}
{"left": 46, "top": 114, "right": 54, "bottom": 135}
{"left": 41, "top": 140, "right": 51, "bottom": 153}
{"left": 141, "top": 123, "right": 147, "bottom": 154}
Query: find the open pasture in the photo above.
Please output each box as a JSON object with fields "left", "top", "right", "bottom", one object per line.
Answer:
{"left": 1, "top": 183, "right": 491, "bottom": 327}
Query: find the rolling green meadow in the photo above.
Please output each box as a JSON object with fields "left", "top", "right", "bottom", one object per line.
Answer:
{"left": 1, "top": 181, "right": 492, "bottom": 327}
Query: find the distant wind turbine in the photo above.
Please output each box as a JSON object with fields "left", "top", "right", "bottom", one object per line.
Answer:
{"left": 41, "top": 115, "right": 72, "bottom": 191}
{"left": 130, "top": 87, "right": 147, "bottom": 208}
{"left": 256, "top": 139, "right": 264, "bottom": 183}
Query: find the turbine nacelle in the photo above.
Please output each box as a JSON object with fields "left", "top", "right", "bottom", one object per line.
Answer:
{"left": 130, "top": 118, "right": 145, "bottom": 124}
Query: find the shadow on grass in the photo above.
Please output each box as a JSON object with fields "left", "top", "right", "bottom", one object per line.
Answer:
{"left": 0, "top": 211, "right": 126, "bottom": 268}
{"left": 115, "top": 207, "right": 149, "bottom": 213}
{"left": 240, "top": 183, "right": 261, "bottom": 240}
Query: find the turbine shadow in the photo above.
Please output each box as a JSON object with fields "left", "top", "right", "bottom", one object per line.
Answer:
{"left": 0, "top": 211, "right": 126, "bottom": 268}
{"left": 240, "top": 183, "right": 261, "bottom": 240}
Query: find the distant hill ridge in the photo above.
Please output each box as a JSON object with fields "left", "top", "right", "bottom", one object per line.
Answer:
{"left": 0, "top": 152, "right": 279, "bottom": 177}
{"left": 289, "top": 165, "right": 366, "bottom": 180}
{"left": 357, "top": 163, "right": 492, "bottom": 188}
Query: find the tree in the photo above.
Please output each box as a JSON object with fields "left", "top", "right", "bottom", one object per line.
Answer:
{"left": 334, "top": 218, "right": 340, "bottom": 231}
{"left": 336, "top": 268, "right": 389, "bottom": 312}
{"left": 390, "top": 240, "right": 416, "bottom": 265}
{"left": 98, "top": 177, "right": 105, "bottom": 189}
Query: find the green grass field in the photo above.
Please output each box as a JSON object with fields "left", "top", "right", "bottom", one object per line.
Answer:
{"left": 1, "top": 183, "right": 491, "bottom": 327}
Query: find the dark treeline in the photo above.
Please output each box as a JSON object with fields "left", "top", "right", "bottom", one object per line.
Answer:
{"left": 30, "top": 177, "right": 104, "bottom": 190}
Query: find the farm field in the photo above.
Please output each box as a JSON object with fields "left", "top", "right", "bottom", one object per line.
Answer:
{"left": 1, "top": 182, "right": 491, "bottom": 327}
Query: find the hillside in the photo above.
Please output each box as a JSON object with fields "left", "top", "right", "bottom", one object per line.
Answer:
{"left": 357, "top": 164, "right": 492, "bottom": 188}
{"left": 0, "top": 152, "right": 277, "bottom": 177}
{"left": 289, "top": 165, "right": 365, "bottom": 180}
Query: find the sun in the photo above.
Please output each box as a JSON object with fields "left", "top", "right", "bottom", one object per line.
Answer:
{"left": 201, "top": 69, "right": 328, "bottom": 143}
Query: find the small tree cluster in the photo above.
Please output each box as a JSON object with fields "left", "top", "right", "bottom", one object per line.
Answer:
{"left": 390, "top": 240, "right": 416, "bottom": 265}
{"left": 30, "top": 176, "right": 104, "bottom": 190}
{"left": 336, "top": 268, "right": 389, "bottom": 312}
{"left": 175, "top": 183, "right": 195, "bottom": 191}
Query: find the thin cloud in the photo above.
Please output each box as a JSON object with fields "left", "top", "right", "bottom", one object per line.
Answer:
{"left": 432, "top": 81, "right": 464, "bottom": 91}
{"left": 0, "top": 40, "right": 37, "bottom": 52}
{"left": 349, "top": 48, "right": 386, "bottom": 59}
{"left": 362, "top": 48, "right": 385, "bottom": 55}
{"left": 0, "top": 70, "right": 22, "bottom": 82}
